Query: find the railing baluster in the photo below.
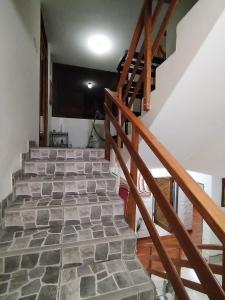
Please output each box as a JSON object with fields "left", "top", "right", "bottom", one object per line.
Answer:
{"left": 116, "top": 2, "right": 145, "bottom": 96}
{"left": 127, "top": 125, "right": 139, "bottom": 230}
{"left": 152, "top": 0, "right": 178, "bottom": 56}
{"left": 104, "top": 95, "right": 110, "bottom": 161}
{"left": 143, "top": 0, "right": 152, "bottom": 111}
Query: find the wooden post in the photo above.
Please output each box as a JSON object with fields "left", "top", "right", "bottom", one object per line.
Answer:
{"left": 143, "top": 0, "right": 152, "bottom": 111}
{"left": 104, "top": 95, "right": 110, "bottom": 161}
{"left": 127, "top": 125, "right": 139, "bottom": 230}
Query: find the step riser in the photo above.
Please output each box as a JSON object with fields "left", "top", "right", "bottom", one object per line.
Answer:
{"left": 30, "top": 148, "right": 105, "bottom": 160}
{"left": 4, "top": 202, "right": 124, "bottom": 229}
{"left": 23, "top": 161, "right": 110, "bottom": 176}
{"left": 15, "top": 178, "right": 117, "bottom": 198}
{"left": 62, "top": 238, "right": 136, "bottom": 268}
{"left": 0, "top": 236, "right": 136, "bottom": 272}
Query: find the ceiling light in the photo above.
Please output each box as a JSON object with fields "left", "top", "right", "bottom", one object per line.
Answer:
{"left": 88, "top": 34, "right": 111, "bottom": 55}
{"left": 87, "top": 82, "right": 93, "bottom": 89}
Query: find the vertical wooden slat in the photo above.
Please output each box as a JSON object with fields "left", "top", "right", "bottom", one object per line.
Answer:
{"left": 143, "top": 0, "right": 152, "bottom": 111}
{"left": 104, "top": 95, "right": 110, "bottom": 161}
{"left": 116, "top": 2, "right": 145, "bottom": 96}
{"left": 127, "top": 126, "right": 139, "bottom": 230}
{"left": 152, "top": 0, "right": 178, "bottom": 56}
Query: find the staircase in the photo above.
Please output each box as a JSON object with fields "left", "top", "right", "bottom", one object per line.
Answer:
{"left": 0, "top": 147, "right": 155, "bottom": 300}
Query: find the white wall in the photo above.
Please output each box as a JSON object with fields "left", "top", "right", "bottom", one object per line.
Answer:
{"left": 139, "top": 0, "right": 225, "bottom": 177}
{"left": 50, "top": 117, "right": 105, "bottom": 148}
{"left": 0, "top": 0, "right": 40, "bottom": 200}
{"left": 166, "top": 0, "right": 198, "bottom": 56}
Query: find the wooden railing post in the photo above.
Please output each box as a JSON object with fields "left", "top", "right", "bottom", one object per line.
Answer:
{"left": 104, "top": 95, "right": 110, "bottom": 161}
{"left": 143, "top": 0, "right": 152, "bottom": 111}
{"left": 127, "top": 125, "right": 139, "bottom": 230}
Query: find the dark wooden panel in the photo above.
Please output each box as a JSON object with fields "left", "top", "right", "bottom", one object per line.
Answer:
{"left": 52, "top": 63, "right": 118, "bottom": 119}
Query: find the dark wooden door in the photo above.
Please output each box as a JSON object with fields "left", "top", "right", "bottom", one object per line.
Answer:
{"left": 39, "top": 15, "right": 48, "bottom": 146}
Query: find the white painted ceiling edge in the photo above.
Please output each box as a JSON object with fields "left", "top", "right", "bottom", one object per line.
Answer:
{"left": 138, "top": 0, "right": 225, "bottom": 178}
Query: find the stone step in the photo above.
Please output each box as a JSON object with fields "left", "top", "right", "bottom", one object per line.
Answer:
{"left": 4, "top": 193, "right": 124, "bottom": 229}
{"left": 15, "top": 174, "right": 117, "bottom": 198}
{"left": 59, "top": 258, "right": 155, "bottom": 300}
{"left": 0, "top": 257, "right": 155, "bottom": 300}
{"left": 23, "top": 159, "right": 110, "bottom": 176}
{"left": 0, "top": 218, "right": 136, "bottom": 263}
{"left": 30, "top": 147, "right": 105, "bottom": 160}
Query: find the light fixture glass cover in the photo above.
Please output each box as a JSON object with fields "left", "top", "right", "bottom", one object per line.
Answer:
{"left": 88, "top": 34, "right": 111, "bottom": 54}
{"left": 87, "top": 82, "right": 93, "bottom": 89}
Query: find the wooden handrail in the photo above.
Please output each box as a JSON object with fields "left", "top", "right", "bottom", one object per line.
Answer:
{"left": 106, "top": 89, "right": 225, "bottom": 242}
{"left": 105, "top": 125, "right": 189, "bottom": 299}
{"left": 104, "top": 88, "right": 225, "bottom": 299}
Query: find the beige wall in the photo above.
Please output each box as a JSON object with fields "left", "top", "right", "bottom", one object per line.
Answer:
{"left": 0, "top": 0, "right": 40, "bottom": 199}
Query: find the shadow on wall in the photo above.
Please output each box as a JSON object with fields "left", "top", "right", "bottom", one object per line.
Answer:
{"left": 167, "top": 0, "right": 198, "bottom": 56}
{"left": 11, "top": 0, "right": 40, "bottom": 54}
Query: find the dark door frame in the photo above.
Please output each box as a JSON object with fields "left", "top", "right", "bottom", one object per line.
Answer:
{"left": 39, "top": 14, "right": 48, "bottom": 146}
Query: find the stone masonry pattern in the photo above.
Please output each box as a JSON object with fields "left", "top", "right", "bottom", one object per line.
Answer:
{"left": 0, "top": 147, "right": 154, "bottom": 300}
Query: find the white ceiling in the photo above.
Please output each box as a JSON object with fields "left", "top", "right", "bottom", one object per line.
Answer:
{"left": 41, "top": 0, "right": 143, "bottom": 72}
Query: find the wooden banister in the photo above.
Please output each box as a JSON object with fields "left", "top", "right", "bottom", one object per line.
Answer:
{"left": 107, "top": 1, "right": 225, "bottom": 297}
{"left": 104, "top": 88, "right": 225, "bottom": 299}
{"left": 106, "top": 89, "right": 225, "bottom": 243}
{"left": 116, "top": 2, "right": 145, "bottom": 97}
{"left": 105, "top": 124, "right": 189, "bottom": 299}
{"left": 117, "top": 0, "right": 178, "bottom": 111}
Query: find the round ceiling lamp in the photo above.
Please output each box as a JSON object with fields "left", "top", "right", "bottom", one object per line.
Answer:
{"left": 88, "top": 34, "right": 111, "bottom": 55}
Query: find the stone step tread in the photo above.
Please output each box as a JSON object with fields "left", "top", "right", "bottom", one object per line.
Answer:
{"left": 30, "top": 148, "right": 105, "bottom": 161}
{"left": 30, "top": 147, "right": 105, "bottom": 150}
{"left": 15, "top": 174, "right": 117, "bottom": 200}
{"left": 0, "top": 257, "right": 154, "bottom": 300}
{"left": 24, "top": 158, "right": 109, "bottom": 162}
{"left": 0, "top": 217, "right": 135, "bottom": 256}
{"left": 7, "top": 193, "right": 122, "bottom": 210}
{"left": 16, "top": 173, "right": 115, "bottom": 183}
{"left": 23, "top": 159, "right": 110, "bottom": 176}
{"left": 5, "top": 194, "right": 124, "bottom": 230}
